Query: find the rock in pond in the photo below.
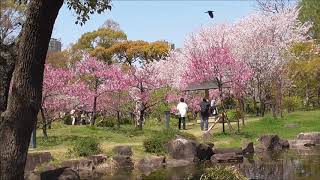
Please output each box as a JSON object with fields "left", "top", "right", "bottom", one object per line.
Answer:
{"left": 297, "top": 132, "right": 320, "bottom": 144}
{"left": 25, "top": 167, "right": 80, "bottom": 180}
{"left": 167, "top": 136, "right": 199, "bottom": 161}
{"left": 112, "top": 156, "right": 134, "bottom": 171}
{"left": 136, "top": 156, "right": 165, "bottom": 172}
{"left": 60, "top": 159, "right": 94, "bottom": 171}
{"left": 258, "top": 135, "right": 289, "bottom": 150}
{"left": 196, "top": 143, "right": 214, "bottom": 160}
{"left": 112, "top": 145, "right": 133, "bottom": 156}
{"left": 25, "top": 152, "right": 53, "bottom": 172}
{"left": 213, "top": 148, "right": 243, "bottom": 155}
{"left": 165, "top": 159, "right": 193, "bottom": 167}
{"left": 211, "top": 153, "right": 244, "bottom": 163}
{"left": 88, "top": 154, "right": 108, "bottom": 165}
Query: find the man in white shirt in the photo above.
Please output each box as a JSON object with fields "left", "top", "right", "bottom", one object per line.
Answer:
{"left": 176, "top": 98, "right": 188, "bottom": 130}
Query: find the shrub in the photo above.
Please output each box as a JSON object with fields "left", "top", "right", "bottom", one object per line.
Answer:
{"left": 96, "top": 116, "right": 115, "bottom": 127}
{"left": 69, "top": 137, "right": 101, "bottom": 157}
{"left": 283, "top": 96, "right": 302, "bottom": 112}
{"left": 226, "top": 109, "right": 244, "bottom": 122}
{"left": 200, "top": 166, "right": 246, "bottom": 180}
{"left": 63, "top": 115, "right": 72, "bottom": 125}
{"left": 143, "top": 128, "right": 196, "bottom": 154}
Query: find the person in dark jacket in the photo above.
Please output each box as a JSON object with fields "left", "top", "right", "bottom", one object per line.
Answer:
{"left": 199, "top": 98, "right": 210, "bottom": 131}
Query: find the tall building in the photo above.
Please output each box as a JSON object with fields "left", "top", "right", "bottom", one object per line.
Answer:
{"left": 48, "top": 38, "right": 62, "bottom": 52}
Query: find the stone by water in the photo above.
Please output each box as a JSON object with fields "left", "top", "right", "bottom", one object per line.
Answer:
{"left": 91, "top": 146, "right": 320, "bottom": 180}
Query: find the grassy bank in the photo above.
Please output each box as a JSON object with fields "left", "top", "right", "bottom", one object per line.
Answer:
{"left": 209, "top": 110, "right": 320, "bottom": 147}
{"left": 31, "top": 110, "right": 320, "bottom": 161}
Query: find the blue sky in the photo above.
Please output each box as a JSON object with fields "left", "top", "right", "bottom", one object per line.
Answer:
{"left": 52, "top": 0, "right": 257, "bottom": 49}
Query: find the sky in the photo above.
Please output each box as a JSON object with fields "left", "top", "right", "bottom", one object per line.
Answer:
{"left": 52, "top": 0, "right": 257, "bottom": 49}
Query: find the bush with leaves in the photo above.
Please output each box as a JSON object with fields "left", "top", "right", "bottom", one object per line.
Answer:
{"left": 68, "top": 137, "right": 101, "bottom": 157}
{"left": 283, "top": 96, "right": 302, "bottom": 112}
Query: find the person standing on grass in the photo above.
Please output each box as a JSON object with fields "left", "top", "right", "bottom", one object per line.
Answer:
{"left": 210, "top": 98, "right": 218, "bottom": 116}
{"left": 200, "top": 98, "right": 210, "bottom": 131}
{"left": 176, "top": 98, "right": 188, "bottom": 130}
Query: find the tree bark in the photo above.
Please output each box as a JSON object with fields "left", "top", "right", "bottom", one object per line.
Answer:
{"left": 40, "top": 107, "right": 48, "bottom": 138}
{"left": 92, "top": 95, "right": 97, "bottom": 125}
{"left": 0, "top": 0, "right": 63, "bottom": 179}
{"left": 0, "top": 44, "right": 16, "bottom": 112}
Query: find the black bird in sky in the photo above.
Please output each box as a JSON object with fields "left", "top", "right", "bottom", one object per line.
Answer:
{"left": 205, "top": 10, "right": 214, "bottom": 18}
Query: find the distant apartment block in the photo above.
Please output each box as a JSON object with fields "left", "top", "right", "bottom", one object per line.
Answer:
{"left": 48, "top": 38, "right": 62, "bottom": 52}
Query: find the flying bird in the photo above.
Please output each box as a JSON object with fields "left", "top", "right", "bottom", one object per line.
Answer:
{"left": 205, "top": 10, "right": 214, "bottom": 18}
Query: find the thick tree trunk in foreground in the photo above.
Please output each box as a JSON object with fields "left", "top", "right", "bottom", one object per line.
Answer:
{"left": 0, "top": 44, "right": 16, "bottom": 112}
{"left": 0, "top": 1, "right": 63, "bottom": 179}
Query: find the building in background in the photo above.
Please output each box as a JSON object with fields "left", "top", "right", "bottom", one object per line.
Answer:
{"left": 48, "top": 38, "right": 62, "bottom": 52}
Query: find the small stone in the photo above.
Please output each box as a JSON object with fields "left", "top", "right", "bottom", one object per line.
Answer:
{"left": 284, "top": 124, "right": 298, "bottom": 128}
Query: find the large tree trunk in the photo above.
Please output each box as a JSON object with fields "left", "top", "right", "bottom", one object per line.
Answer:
{"left": 0, "top": 44, "right": 16, "bottom": 112}
{"left": 0, "top": 1, "right": 63, "bottom": 179}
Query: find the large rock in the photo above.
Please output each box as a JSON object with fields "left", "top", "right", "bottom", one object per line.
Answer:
{"left": 213, "top": 148, "right": 243, "bottom": 155}
{"left": 165, "top": 159, "right": 193, "bottom": 167}
{"left": 196, "top": 143, "right": 214, "bottom": 160}
{"left": 242, "top": 142, "right": 254, "bottom": 154}
{"left": 289, "top": 140, "right": 316, "bottom": 149}
{"left": 25, "top": 167, "right": 80, "bottom": 180}
{"left": 25, "top": 152, "right": 53, "bottom": 172}
{"left": 88, "top": 154, "right": 108, "bottom": 165}
{"left": 112, "top": 146, "right": 133, "bottom": 156}
{"left": 211, "top": 153, "right": 243, "bottom": 163}
{"left": 112, "top": 156, "right": 134, "bottom": 170}
{"left": 60, "top": 159, "right": 93, "bottom": 171}
{"left": 297, "top": 132, "right": 320, "bottom": 144}
{"left": 136, "top": 156, "right": 165, "bottom": 172}
{"left": 167, "top": 136, "right": 199, "bottom": 161}
{"left": 258, "top": 135, "right": 289, "bottom": 151}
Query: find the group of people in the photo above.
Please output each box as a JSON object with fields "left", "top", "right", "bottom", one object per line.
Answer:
{"left": 70, "top": 109, "right": 93, "bottom": 125}
{"left": 176, "top": 97, "right": 218, "bottom": 131}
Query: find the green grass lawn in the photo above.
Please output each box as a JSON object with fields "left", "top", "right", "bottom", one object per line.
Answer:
{"left": 31, "top": 110, "right": 320, "bottom": 161}
{"left": 208, "top": 110, "right": 320, "bottom": 147}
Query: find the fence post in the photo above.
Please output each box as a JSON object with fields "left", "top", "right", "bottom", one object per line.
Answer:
{"left": 165, "top": 111, "right": 170, "bottom": 129}
{"left": 30, "top": 128, "right": 36, "bottom": 148}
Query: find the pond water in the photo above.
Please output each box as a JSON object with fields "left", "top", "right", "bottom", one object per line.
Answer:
{"left": 92, "top": 147, "right": 320, "bottom": 180}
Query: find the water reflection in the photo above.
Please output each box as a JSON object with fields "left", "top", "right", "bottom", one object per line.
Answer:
{"left": 93, "top": 147, "right": 320, "bottom": 180}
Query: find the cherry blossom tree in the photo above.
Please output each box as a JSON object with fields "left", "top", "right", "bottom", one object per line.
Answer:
{"left": 128, "top": 63, "right": 168, "bottom": 130}
{"left": 232, "top": 6, "right": 312, "bottom": 117}
{"left": 41, "top": 64, "right": 73, "bottom": 137}
{"left": 73, "top": 55, "right": 130, "bottom": 125}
